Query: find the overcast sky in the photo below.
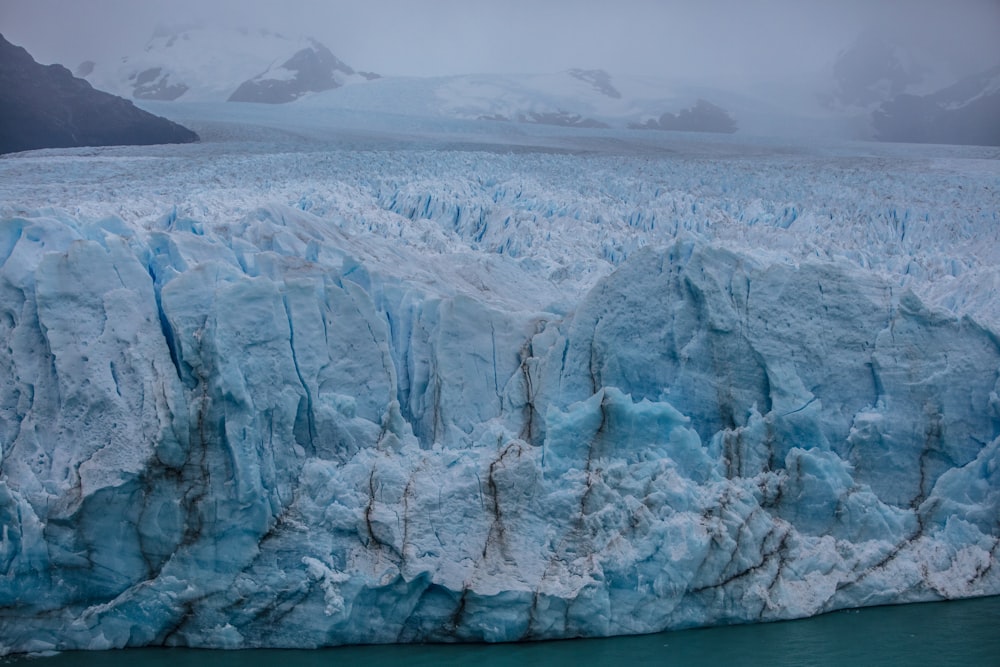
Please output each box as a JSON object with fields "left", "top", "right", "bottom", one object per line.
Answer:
{"left": 3, "top": 0, "right": 999, "bottom": 85}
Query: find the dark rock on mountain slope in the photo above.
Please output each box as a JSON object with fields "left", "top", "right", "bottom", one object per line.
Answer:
{"left": 130, "top": 66, "right": 190, "bottom": 101}
{"left": 521, "top": 110, "right": 610, "bottom": 128}
{"left": 228, "top": 40, "right": 356, "bottom": 103}
{"left": 629, "top": 99, "right": 738, "bottom": 134}
{"left": 0, "top": 34, "right": 198, "bottom": 155}
{"left": 568, "top": 68, "right": 621, "bottom": 99}
{"left": 873, "top": 65, "right": 1000, "bottom": 146}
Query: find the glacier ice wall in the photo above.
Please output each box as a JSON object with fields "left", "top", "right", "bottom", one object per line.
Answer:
{"left": 1, "top": 194, "right": 998, "bottom": 653}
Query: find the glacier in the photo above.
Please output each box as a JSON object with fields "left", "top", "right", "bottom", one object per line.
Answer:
{"left": 0, "top": 117, "right": 999, "bottom": 653}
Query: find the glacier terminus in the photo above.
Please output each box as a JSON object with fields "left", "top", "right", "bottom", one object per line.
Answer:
{"left": 0, "top": 107, "right": 999, "bottom": 653}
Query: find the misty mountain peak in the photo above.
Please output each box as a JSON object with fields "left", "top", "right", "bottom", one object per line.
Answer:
{"left": 81, "top": 26, "right": 369, "bottom": 103}
{"left": 827, "top": 28, "right": 953, "bottom": 110}
{"left": 228, "top": 39, "right": 360, "bottom": 103}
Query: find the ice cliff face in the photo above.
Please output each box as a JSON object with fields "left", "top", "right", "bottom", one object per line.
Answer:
{"left": 1, "top": 192, "right": 998, "bottom": 652}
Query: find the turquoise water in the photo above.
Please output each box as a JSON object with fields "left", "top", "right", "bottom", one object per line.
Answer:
{"left": 8, "top": 596, "right": 999, "bottom": 667}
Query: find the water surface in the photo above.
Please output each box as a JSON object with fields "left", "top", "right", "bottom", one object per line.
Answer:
{"left": 8, "top": 596, "right": 999, "bottom": 667}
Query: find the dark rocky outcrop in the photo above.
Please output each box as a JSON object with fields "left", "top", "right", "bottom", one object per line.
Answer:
{"left": 872, "top": 65, "right": 1000, "bottom": 146}
{"left": 0, "top": 34, "right": 198, "bottom": 155}
{"left": 228, "top": 40, "right": 356, "bottom": 103}
{"left": 521, "top": 110, "right": 610, "bottom": 128}
{"left": 568, "top": 68, "right": 621, "bottom": 99}
{"left": 129, "top": 66, "right": 189, "bottom": 101}
{"left": 479, "top": 110, "right": 610, "bottom": 129}
{"left": 629, "top": 99, "right": 737, "bottom": 133}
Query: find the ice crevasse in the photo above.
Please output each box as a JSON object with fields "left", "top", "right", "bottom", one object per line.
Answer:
{"left": 0, "top": 205, "right": 998, "bottom": 653}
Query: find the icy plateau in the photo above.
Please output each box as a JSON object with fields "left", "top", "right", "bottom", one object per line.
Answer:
{"left": 0, "top": 111, "right": 999, "bottom": 653}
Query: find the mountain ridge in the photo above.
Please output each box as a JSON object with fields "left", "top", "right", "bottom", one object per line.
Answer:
{"left": 0, "top": 33, "right": 198, "bottom": 155}
{"left": 83, "top": 26, "right": 373, "bottom": 103}
{"left": 872, "top": 63, "right": 1000, "bottom": 146}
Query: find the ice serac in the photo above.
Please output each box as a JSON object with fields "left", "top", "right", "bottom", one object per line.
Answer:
{"left": 0, "top": 208, "right": 998, "bottom": 653}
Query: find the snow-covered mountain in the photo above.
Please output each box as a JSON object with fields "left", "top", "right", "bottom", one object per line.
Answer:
{"left": 83, "top": 31, "right": 752, "bottom": 133}
{"left": 228, "top": 38, "right": 368, "bottom": 103}
{"left": 295, "top": 69, "right": 756, "bottom": 134}
{"left": 82, "top": 26, "right": 371, "bottom": 103}
{"left": 814, "top": 28, "right": 1000, "bottom": 145}
{"left": 76, "top": 23, "right": 997, "bottom": 145}
{"left": 873, "top": 64, "right": 1000, "bottom": 146}
{"left": 823, "top": 29, "right": 953, "bottom": 112}
{"left": 81, "top": 25, "right": 928, "bottom": 139}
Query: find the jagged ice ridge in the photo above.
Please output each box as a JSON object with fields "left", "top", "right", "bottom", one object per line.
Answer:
{"left": 0, "top": 135, "right": 999, "bottom": 653}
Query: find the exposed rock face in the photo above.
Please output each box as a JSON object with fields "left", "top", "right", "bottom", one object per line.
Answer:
{"left": 873, "top": 65, "right": 1000, "bottom": 146}
{"left": 520, "top": 110, "right": 610, "bottom": 128}
{"left": 0, "top": 34, "right": 198, "bottom": 154}
{"left": 629, "top": 99, "right": 738, "bottom": 133}
{"left": 568, "top": 69, "right": 621, "bottom": 99}
{"left": 228, "top": 41, "right": 357, "bottom": 103}
{"left": 130, "top": 66, "right": 190, "bottom": 101}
